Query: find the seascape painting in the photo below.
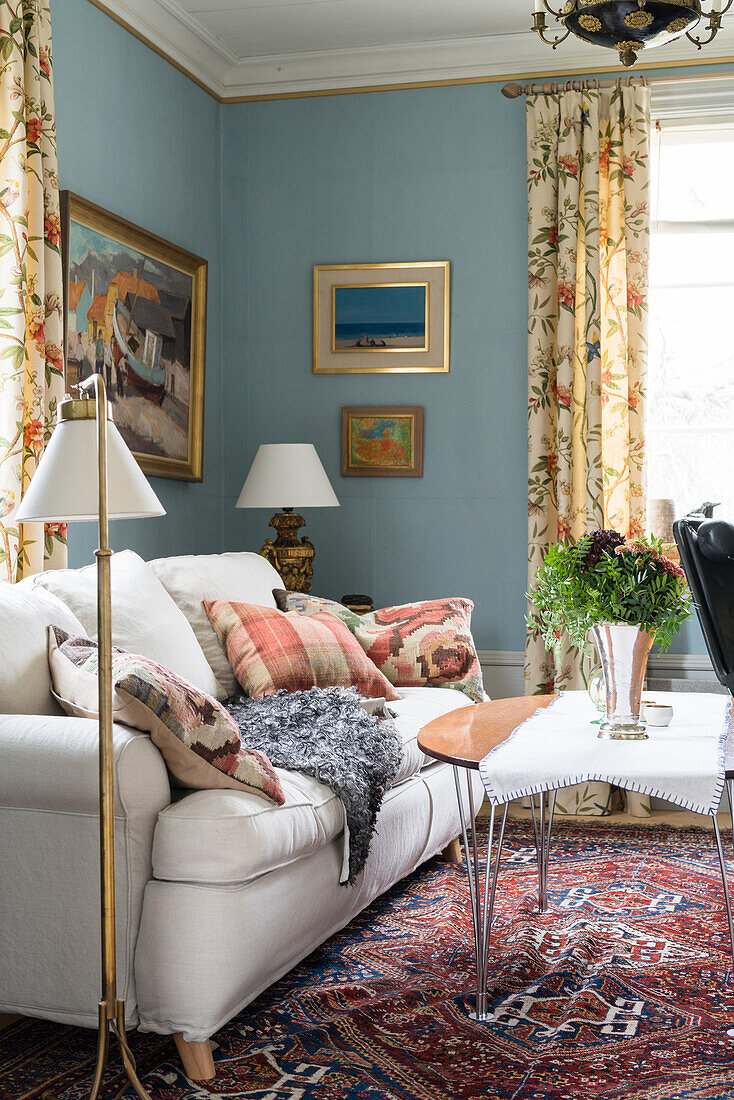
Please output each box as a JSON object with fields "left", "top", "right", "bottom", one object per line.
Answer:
{"left": 61, "top": 193, "right": 207, "bottom": 481}
{"left": 313, "top": 262, "right": 449, "bottom": 374}
{"left": 333, "top": 284, "right": 427, "bottom": 351}
{"left": 341, "top": 406, "right": 423, "bottom": 478}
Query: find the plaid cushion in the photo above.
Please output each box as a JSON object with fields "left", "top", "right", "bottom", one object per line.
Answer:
{"left": 204, "top": 601, "right": 400, "bottom": 701}
{"left": 276, "top": 593, "right": 484, "bottom": 702}
{"left": 48, "top": 626, "right": 285, "bottom": 803}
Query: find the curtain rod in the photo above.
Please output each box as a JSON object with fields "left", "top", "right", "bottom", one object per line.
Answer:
{"left": 501, "top": 70, "right": 734, "bottom": 98}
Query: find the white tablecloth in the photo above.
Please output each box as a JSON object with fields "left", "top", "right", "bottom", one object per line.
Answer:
{"left": 478, "top": 690, "right": 731, "bottom": 815}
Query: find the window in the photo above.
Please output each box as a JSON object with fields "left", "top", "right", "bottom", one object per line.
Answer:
{"left": 648, "top": 124, "right": 734, "bottom": 522}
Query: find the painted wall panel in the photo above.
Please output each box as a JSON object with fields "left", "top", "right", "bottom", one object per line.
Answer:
{"left": 52, "top": 0, "right": 223, "bottom": 567}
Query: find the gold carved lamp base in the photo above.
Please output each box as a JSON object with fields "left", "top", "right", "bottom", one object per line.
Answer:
{"left": 260, "top": 510, "right": 315, "bottom": 592}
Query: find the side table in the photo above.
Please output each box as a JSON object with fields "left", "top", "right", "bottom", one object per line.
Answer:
{"left": 418, "top": 694, "right": 734, "bottom": 1024}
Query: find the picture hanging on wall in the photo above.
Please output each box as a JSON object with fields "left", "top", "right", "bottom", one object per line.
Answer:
{"left": 341, "top": 406, "right": 423, "bottom": 478}
{"left": 60, "top": 192, "right": 208, "bottom": 482}
{"left": 314, "top": 262, "right": 449, "bottom": 374}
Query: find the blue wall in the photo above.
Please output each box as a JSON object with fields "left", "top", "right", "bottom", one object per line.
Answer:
{"left": 222, "top": 86, "right": 529, "bottom": 651}
{"left": 53, "top": 0, "right": 223, "bottom": 566}
{"left": 52, "top": 1, "right": 706, "bottom": 654}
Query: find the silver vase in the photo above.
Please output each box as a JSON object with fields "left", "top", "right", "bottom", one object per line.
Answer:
{"left": 590, "top": 622, "right": 655, "bottom": 740}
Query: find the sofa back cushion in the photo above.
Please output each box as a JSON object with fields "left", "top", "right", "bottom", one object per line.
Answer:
{"left": 0, "top": 582, "right": 85, "bottom": 714}
{"left": 28, "top": 550, "right": 219, "bottom": 696}
{"left": 148, "top": 551, "right": 284, "bottom": 699}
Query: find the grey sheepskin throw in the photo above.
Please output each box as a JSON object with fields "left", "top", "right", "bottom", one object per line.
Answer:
{"left": 226, "top": 686, "right": 401, "bottom": 884}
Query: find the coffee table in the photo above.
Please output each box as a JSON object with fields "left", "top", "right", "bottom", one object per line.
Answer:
{"left": 418, "top": 694, "right": 734, "bottom": 1023}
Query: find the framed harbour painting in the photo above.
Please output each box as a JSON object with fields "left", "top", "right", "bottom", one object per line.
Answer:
{"left": 341, "top": 406, "right": 423, "bottom": 478}
{"left": 61, "top": 192, "right": 207, "bottom": 481}
{"left": 313, "top": 262, "right": 449, "bottom": 374}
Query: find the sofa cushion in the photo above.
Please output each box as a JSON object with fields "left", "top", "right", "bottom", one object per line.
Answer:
{"left": 148, "top": 551, "right": 284, "bottom": 700}
{"left": 275, "top": 591, "right": 485, "bottom": 702}
{"left": 204, "top": 600, "right": 401, "bottom": 701}
{"left": 27, "top": 550, "right": 219, "bottom": 696}
{"left": 48, "top": 627, "right": 285, "bottom": 803}
{"left": 151, "top": 686, "right": 473, "bottom": 886}
{"left": 0, "top": 582, "right": 85, "bottom": 715}
{"left": 389, "top": 686, "right": 474, "bottom": 784}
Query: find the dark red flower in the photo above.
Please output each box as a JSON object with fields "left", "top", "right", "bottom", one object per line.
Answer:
{"left": 26, "top": 118, "right": 42, "bottom": 145}
{"left": 577, "top": 529, "right": 625, "bottom": 573}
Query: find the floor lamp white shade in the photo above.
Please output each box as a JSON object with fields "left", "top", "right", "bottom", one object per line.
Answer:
{"left": 15, "top": 416, "right": 165, "bottom": 524}
{"left": 236, "top": 443, "right": 339, "bottom": 510}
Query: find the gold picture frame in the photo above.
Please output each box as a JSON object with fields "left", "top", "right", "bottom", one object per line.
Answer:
{"left": 341, "top": 406, "right": 423, "bottom": 478}
{"left": 61, "top": 192, "right": 208, "bottom": 482}
{"left": 314, "top": 261, "right": 449, "bottom": 374}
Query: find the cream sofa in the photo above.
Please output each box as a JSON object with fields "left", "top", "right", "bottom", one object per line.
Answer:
{"left": 0, "top": 550, "right": 484, "bottom": 1079}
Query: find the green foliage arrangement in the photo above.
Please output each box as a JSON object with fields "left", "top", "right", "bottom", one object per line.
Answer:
{"left": 528, "top": 529, "right": 692, "bottom": 654}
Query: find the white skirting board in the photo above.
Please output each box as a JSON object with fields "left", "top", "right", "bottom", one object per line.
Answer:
{"left": 478, "top": 650, "right": 715, "bottom": 702}
{"left": 477, "top": 650, "right": 726, "bottom": 814}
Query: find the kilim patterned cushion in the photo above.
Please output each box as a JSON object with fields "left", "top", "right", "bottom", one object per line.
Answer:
{"left": 48, "top": 626, "right": 284, "bottom": 803}
{"left": 275, "top": 590, "right": 484, "bottom": 702}
{"left": 203, "top": 601, "right": 401, "bottom": 701}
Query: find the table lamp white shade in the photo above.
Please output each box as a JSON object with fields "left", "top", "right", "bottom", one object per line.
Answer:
{"left": 15, "top": 416, "right": 165, "bottom": 523}
{"left": 236, "top": 443, "right": 339, "bottom": 510}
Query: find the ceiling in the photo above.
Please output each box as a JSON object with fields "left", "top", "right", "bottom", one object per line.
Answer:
{"left": 96, "top": 1, "right": 734, "bottom": 100}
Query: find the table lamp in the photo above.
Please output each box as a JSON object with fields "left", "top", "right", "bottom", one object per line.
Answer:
{"left": 236, "top": 443, "right": 339, "bottom": 592}
{"left": 15, "top": 373, "right": 164, "bottom": 1100}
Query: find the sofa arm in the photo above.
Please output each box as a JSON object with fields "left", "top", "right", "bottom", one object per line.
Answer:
{"left": 0, "top": 712, "right": 171, "bottom": 814}
{"left": 0, "top": 714, "right": 170, "bottom": 1028}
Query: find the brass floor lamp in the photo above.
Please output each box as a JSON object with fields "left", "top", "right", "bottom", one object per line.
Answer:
{"left": 16, "top": 373, "right": 165, "bottom": 1100}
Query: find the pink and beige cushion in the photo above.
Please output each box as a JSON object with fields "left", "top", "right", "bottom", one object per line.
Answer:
{"left": 275, "top": 592, "right": 484, "bottom": 702}
{"left": 48, "top": 627, "right": 284, "bottom": 804}
{"left": 203, "top": 601, "right": 400, "bottom": 701}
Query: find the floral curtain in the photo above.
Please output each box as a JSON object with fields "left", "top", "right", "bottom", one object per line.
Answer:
{"left": 526, "top": 84, "right": 651, "bottom": 815}
{"left": 0, "top": 1, "right": 65, "bottom": 582}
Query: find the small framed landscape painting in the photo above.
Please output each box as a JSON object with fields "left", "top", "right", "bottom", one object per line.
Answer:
{"left": 61, "top": 192, "right": 208, "bottom": 481}
{"left": 314, "top": 262, "right": 449, "bottom": 374}
{"left": 341, "top": 406, "right": 423, "bottom": 478}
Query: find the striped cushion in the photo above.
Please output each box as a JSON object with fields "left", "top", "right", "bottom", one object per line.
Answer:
{"left": 204, "top": 601, "right": 401, "bottom": 701}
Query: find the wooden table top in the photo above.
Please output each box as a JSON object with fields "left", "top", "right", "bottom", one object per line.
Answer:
{"left": 417, "top": 694, "right": 558, "bottom": 770}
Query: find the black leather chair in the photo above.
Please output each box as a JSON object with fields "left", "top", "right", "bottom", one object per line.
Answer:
{"left": 674, "top": 515, "right": 734, "bottom": 973}
{"left": 674, "top": 517, "right": 734, "bottom": 696}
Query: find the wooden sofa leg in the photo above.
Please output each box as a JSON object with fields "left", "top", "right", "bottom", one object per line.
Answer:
{"left": 173, "top": 1034, "right": 215, "bottom": 1081}
{"left": 441, "top": 837, "right": 463, "bottom": 863}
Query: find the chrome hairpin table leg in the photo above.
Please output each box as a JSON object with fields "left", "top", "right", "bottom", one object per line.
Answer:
{"left": 453, "top": 766, "right": 508, "bottom": 1022}
{"left": 530, "top": 789, "right": 556, "bottom": 912}
{"left": 727, "top": 779, "right": 734, "bottom": 863}
{"left": 712, "top": 811, "right": 734, "bottom": 967}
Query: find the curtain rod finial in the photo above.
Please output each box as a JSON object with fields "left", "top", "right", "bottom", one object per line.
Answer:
{"left": 502, "top": 82, "right": 525, "bottom": 98}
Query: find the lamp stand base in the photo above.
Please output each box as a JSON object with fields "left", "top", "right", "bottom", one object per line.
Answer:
{"left": 260, "top": 511, "right": 315, "bottom": 593}
{"left": 42, "top": 1000, "right": 152, "bottom": 1100}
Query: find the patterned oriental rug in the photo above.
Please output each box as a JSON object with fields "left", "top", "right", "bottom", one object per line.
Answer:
{"left": 5, "top": 818, "right": 734, "bottom": 1100}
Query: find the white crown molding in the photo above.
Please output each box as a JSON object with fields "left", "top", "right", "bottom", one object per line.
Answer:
{"left": 89, "top": 0, "right": 231, "bottom": 98}
{"left": 88, "top": 1, "right": 734, "bottom": 101}
{"left": 219, "top": 26, "right": 734, "bottom": 99}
